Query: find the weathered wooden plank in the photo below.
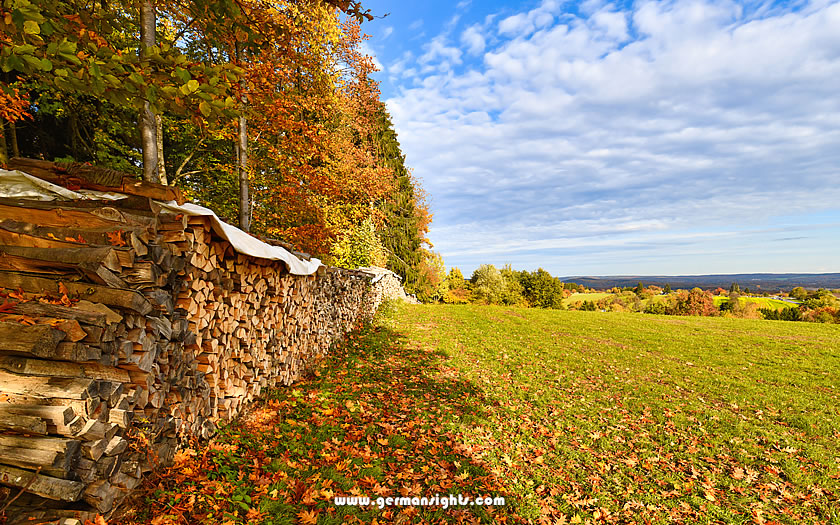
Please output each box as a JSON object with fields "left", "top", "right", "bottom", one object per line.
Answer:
{"left": 3, "top": 301, "right": 110, "bottom": 326}
{"left": 0, "top": 203, "right": 122, "bottom": 229}
{"left": 0, "top": 445, "right": 72, "bottom": 479}
{"left": 0, "top": 463, "right": 84, "bottom": 501}
{"left": 0, "top": 413, "right": 47, "bottom": 434}
{"left": 0, "top": 273, "right": 152, "bottom": 315}
{"left": 0, "top": 436, "right": 80, "bottom": 455}
{"left": 0, "top": 370, "right": 97, "bottom": 399}
{"left": 0, "top": 322, "right": 66, "bottom": 356}
{"left": 0, "top": 245, "right": 124, "bottom": 271}
{"left": 0, "top": 405, "right": 76, "bottom": 425}
{"left": 0, "top": 218, "right": 153, "bottom": 246}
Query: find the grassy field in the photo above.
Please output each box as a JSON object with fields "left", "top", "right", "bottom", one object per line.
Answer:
{"left": 567, "top": 292, "right": 614, "bottom": 302}
{"left": 127, "top": 304, "right": 840, "bottom": 524}
{"left": 712, "top": 296, "right": 797, "bottom": 311}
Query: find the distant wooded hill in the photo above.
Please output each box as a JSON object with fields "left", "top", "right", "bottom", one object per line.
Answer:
{"left": 561, "top": 273, "right": 840, "bottom": 291}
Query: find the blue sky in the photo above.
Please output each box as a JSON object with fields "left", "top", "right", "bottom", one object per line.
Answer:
{"left": 357, "top": 0, "right": 840, "bottom": 277}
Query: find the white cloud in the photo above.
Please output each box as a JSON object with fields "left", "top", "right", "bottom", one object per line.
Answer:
{"left": 381, "top": 26, "right": 394, "bottom": 39}
{"left": 460, "top": 25, "right": 486, "bottom": 55}
{"left": 386, "top": 0, "right": 840, "bottom": 275}
{"left": 418, "top": 35, "right": 463, "bottom": 72}
{"left": 498, "top": 0, "right": 563, "bottom": 37}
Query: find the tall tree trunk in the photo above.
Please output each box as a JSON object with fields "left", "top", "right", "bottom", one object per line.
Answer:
{"left": 9, "top": 121, "right": 20, "bottom": 158}
{"left": 155, "top": 114, "right": 167, "bottom": 185}
{"left": 236, "top": 44, "right": 250, "bottom": 232}
{"left": 139, "top": 0, "right": 159, "bottom": 183}
{"left": 238, "top": 114, "right": 249, "bottom": 232}
{"left": 0, "top": 122, "right": 8, "bottom": 165}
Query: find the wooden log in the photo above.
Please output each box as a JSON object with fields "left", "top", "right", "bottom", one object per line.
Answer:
{"left": 0, "top": 436, "right": 80, "bottom": 456}
{"left": 47, "top": 415, "right": 85, "bottom": 437}
{"left": 103, "top": 436, "right": 127, "bottom": 457}
{"left": 0, "top": 405, "right": 75, "bottom": 425}
{"left": 0, "top": 218, "right": 152, "bottom": 247}
{"left": 0, "top": 412, "right": 47, "bottom": 434}
{"left": 0, "top": 244, "right": 125, "bottom": 272}
{"left": 0, "top": 445, "right": 74, "bottom": 478}
{"left": 0, "top": 356, "right": 128, "bottom": 382}
{"left": 82, "top": 479, "right": 117, "bottom": 513}
{"left": 0, "top": 202, "right": 123, "bottom": 230}
{"left": 0, "top": 322, "right": 66, "bottom": 356}
{"left": 0, "top": 371, "right": 97, "bottom": 399}
{"left": 0, "top": 464, "right": 84, "bottom": 502}
{"left": 81, "top": 439, "right": 107, "bottom": 461}
{"left": 0, "top": 273, "right": 152, "bottom": 315}
{"left": 1, "top": 301, "right": 112, "bottom": 326}
{"left": 76, "top": 420, "right": 106, "bottom": 441}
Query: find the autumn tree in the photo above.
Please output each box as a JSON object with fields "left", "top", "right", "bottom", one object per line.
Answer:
{"left": 671, "top": 288, "right": 717, "bottom": 316}
{"left": 471, "top": 264, "right": 505, "bottom": 305}
{"left": 521, "top": 268, "right": 564, "bottom": 309}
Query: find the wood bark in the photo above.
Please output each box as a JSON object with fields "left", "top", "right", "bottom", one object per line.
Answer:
{"left": 236, "top": 44, "right": 250, "bottom": 232}
{"left": 155, "top": 114, "right": 167, "bottom": 185}
{"left": 139, "top": 0, "right": 159, "bottom": 184}
{"left": 0, "top": 121, "right": 7, "bottom": 165}
{"left": 8, "top": 121, "right": 19, "bottom": 158}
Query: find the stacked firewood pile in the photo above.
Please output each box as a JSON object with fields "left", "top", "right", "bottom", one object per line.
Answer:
{"left": 0, "top": 159, "right": 379, "bottom": 523}
{"left": 357, "top": 267, "right": 420, "bottom": 309}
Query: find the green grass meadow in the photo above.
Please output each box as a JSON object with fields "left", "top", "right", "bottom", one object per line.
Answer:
{"left": 711, "top": 296, "right": 797, "bottom": 311}
{"left": 133, "top": 303, "right": 840, "bottom": 524}
{"left": 567, "top": 292, "right": 615, "bottom": 302}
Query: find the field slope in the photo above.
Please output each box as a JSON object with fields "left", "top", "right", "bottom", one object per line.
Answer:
{"left": 128, "top": 304, "right": 840, "bottom": 524}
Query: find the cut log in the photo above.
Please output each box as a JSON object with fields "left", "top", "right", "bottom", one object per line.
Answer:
{"left": 0, "top": 273, "right": 152, "bottom": 315}
{"left": 0, "top": 244, "right": 124, "bottom": 273}
{"left": 0, "top": 445, "right": 75, "bottom": 478}
{"left": 0, "top": 412, "right": 47, "bottom": 434}
{"left": 0, "top": 218, "right": 152, "bottom": 247}
{"left": 5, "top": 300, "right": 112, "bottom": 326}
{"left": 0, "top": 405, "right": 76, "bottom": 425}
{"left": 0, "top": 322, "right": 66, "bottom": 356}
{"left": 0, "top": 464, "right": 85, "bottom": 501}
{"left": 0, "top": 203, "right": 123, "bottom": 229}
{"left": 0, "top": 370, "right": 97, "bottom": 399}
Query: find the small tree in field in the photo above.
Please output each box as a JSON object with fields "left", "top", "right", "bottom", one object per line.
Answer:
{"left": 522, "top": 268, "right": 564, "bottom": 309}
{"left": 791, "top": 287, "right": 808, "bottom": 301}
{"left": 672, "top": 288, "right": 717, "bottom": 316}
{"left": 471, "top": 265, "right": 505, "bottom": 304}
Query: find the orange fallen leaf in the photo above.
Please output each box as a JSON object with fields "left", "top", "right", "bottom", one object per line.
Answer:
{"left": 106, "top": 229, "right": 127, "bottom": 247}
{"left": 297, "top": 508, "right": 318, "bottom": 525}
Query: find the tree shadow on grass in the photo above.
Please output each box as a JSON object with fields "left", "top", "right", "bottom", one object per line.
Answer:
{"left": 250, "top": 321, "right": 526, "bottom": 524}
{"left": 119, "top": 321, "right": 526, "bottom": 525}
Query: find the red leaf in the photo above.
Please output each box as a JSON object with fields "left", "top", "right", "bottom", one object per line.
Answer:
{"left": 106, "top": 230, "right": 127, "bottom": 247}
{"left": 0, "top": 299, "right": 19, "bottom": 313}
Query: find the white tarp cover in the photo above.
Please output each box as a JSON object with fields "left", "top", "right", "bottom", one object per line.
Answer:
{"left": 0, "top": 169, "right": 323, "bottom": 276}
{"left": 0, "top": 169, "right": 127, "bottom": 201}
{"left": 356, "top": 266, "right": 402, "bottom": 284}
{"left": 156, "top": 202, "right": 323, "bottom": 275}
